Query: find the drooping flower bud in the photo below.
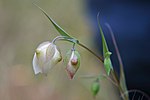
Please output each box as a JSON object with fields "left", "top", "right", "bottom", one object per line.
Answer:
{"left": 64, "top": 49, "right": 80, "bottom": 79}
{"left": 91, "top": 79, "right": 100, "bottom": 97}
{"left": 32, "top": 41, "right": 62, "bottom": 75}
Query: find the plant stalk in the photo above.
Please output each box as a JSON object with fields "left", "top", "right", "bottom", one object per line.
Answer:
{"left": 78, "top": 42, "right": 103, "bottom": 63}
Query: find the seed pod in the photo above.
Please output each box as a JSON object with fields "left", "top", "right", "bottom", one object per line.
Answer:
{"left": 64, "top": 49, "right": 80, "bottom": 79}
{"left": 91, "top": 79, "right": 100, "bottom": 96}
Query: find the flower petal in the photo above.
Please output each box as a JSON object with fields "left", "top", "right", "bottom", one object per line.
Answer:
{"left": 32, "top": 53, "right": 42, "bottom": 74}
{"left": 37, "top": 41, "right": 50, "bottom": 51}
{"left": 46, "top": 43, "right": 55, "bottom": 61}
{"left": 41, "top": 43, "right": 62, "bottom": 74}
{"left": 41, "top": 59, "right": 55, "bottom": 74}
{"left": 66, "top": 61, "right": 76, "bottom": 79}
{"left": 36, "top": 42, "right": 51, "bottom": 66}
{"left": 53, "top": 46, "right": 62, "bottom": 62}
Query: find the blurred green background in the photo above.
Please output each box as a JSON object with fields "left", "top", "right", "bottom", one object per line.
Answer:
{"left": 0, "top": 0, "right": 120, "bottom": 100}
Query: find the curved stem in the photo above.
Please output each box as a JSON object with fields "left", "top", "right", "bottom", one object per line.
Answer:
{"left": 77, "top": 42, "right": 103, "bottom": 63}
{"left": 52, "top": 36, "right": 69, "bottom": 44}
{"left": 52, "top": 36, "right": 104, "bottom": 63}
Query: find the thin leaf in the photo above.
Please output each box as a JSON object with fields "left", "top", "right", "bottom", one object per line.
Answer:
{"left": 105, "top": 23, "right": 129, "bottom": 99}
{"left": 33, "top": 3, "right": 72, "bottom": 38}
{"left": 97, "top": 13, "right": 113, "bottom": 75}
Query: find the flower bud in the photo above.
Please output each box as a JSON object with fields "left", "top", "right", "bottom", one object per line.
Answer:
{"left": 64, "top": 49, "right": 80, "bottom": 79}
{"left": 91, "top": 79, "right": 100, "bottom": 96}
{"left": 32, "top": 41, "right": 62, "bottom": 75}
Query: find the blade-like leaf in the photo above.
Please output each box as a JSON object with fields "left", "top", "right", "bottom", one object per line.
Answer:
{"left": 97, "top": 16, "right": 109, "bottom": 57}
{"left": 105, "top": 23, "right": 129, "bottom": 99}
{"left": 97, "top": 13, "right": 113, "bottom": 75}
{"left": 33, "top": 3, "right": 72, "bottom": 38}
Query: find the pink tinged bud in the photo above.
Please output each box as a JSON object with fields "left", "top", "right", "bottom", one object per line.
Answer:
{"left": 65, "top": 50, "right": 80, "bottom": 79}
{"left": 32, "top": 41, "right": 62, "bottom": 75}
{"left": 71, "top": 56, "right": 78, "bottom": 65}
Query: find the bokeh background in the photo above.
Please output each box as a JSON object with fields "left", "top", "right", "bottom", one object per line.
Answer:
{"left": 86, "top": 0, "right": 150, "bottom": 98}
{"left": 0, "top": 0, "right": 121, "bottom": 100}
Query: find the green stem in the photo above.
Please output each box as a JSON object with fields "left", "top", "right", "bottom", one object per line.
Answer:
{"left": 52, "top": 36, "right": 68, "bottom": 44}
{"left": 77, "top": 42, "right": 103, "bottom": 63}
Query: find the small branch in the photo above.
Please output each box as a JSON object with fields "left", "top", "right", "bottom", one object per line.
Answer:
{"left": 78, "top": 74, "right": 119, "bottom": 88}
{"left": 52, "top": 36, "right": 68, "bottom": 44}
{"left": 78, "top": 74, "right": 97, "bottom": 79}
{"left": 100, "top": 74, "right": 119, "bottom": 87}
{"left": 78, "top": 42, "right": 103, "bottom": 63}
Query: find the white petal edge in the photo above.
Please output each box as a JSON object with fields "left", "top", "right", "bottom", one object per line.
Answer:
{"left": 37, "top": 41, "right": 51, "bottom": 51}
{"left": 53, "top": 46, "right": 62, "bottom": 61}
{"left": 32, "top": 53, "right": 42, "bottom": 74}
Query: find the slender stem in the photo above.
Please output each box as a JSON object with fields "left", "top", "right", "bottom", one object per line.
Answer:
{"left": 52, "top": 36, "right": 103, "bottom": 63}
{"left": 100, "top": 74, "right": 119, "bottom": 87}
{"left": 78, "top": 42, "right": 103, "bottom": 63}
{"left": 79, "top": 74, "right": 119, "bottom": 87}
{"left": 52, "top": 36, "right": 67, "bottom": 44}
{"left": 111, "top": 70, "right": 128, "bottom": 100}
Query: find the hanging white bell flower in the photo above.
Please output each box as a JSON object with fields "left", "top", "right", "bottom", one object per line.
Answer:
{"left": 64, "top": 49, "right": 80, "bottom": 79}
{"left": 32, "top": 41, "right": 62, "bottom": 75}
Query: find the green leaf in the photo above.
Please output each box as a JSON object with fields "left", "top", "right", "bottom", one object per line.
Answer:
{"left": 98, "top": 20, "right": 109, "bottom": 57}
{"left": 104, "top": 57, "right": 113, "bottom": 75}
{"left": 97, "top": 13, "right": 113, "bottom": 75}
{"left": 33, "top": 3, "right": 72, "bottom": 38}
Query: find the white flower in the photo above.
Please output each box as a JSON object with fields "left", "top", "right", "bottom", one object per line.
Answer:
{"left": 32, "top": 41, "right": 62, "bottom": 75}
